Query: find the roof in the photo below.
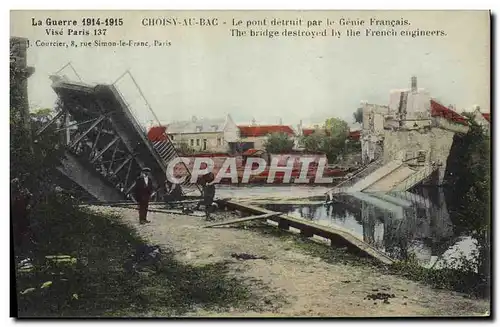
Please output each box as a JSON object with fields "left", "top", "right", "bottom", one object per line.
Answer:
{"left": 238, "top": 125, "right": 295, "bottom": 137}
{"left": 482, "top": 113, "right": 490, "bottom": 123}
{"left": 242, "top": 148, "right": 266, "bottom": 156}
{"left": 147, "top": 126, "right": 167, "bottom": 141}
{"left": 430, "top": 100, "right": 468, "bottom": 126}
{"left": 165, "top": 117, "right": 227, "bottom": 134}
{"left": 301, "top": 128, "right": 360, "bottom": 140}
{"left": 302, "top": 128, "right": 316, "bottom": 137}
{"left": 302, "top": 128, "right": 331, "bottom": 136}
{"left": 349, "top": 130, "right": 361, "bottom": 140}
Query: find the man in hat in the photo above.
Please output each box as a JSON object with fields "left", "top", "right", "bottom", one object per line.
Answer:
{"left": 200, "top": 172, "right": 216, "bottom": 220}
{"left": 134, "top": 167, "right": 153, "bottom": 224}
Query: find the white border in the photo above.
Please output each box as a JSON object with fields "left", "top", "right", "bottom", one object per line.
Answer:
{"left": 3, "top": 1, "right": 498, "bottom": 326}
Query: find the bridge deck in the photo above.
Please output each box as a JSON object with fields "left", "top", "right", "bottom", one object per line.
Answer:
{"left": 224, "top": 200, "right": 395, "bottom": 265}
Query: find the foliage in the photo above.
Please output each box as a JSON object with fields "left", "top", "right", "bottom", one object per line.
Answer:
{"left": 16, "top": 198, "right": 268, "bottom": 317}
{"left": 390, "top": 252, "right": 488, "bottom": 298}
{"left": 11, "top": 40, "right": 67, "bottom": 259}
{"left": 301, "top": 132, "right": 324, "bottom": 153}
{"left": 353, "top": 107, "right": 363, "bottom": 124}
{"left": 301, "top": 117, "right": 350, "bottom": 163}
{"left": 264, "top": 132, "right": 294, "bottom": 154}
{"left": 444, "top": 120, "right": 490, "bottom": 297}
{"left": 324, "top": 117, "right": 349, "bottom": 139}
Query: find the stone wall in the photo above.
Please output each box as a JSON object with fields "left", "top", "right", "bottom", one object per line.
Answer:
{"left": 382, "top": 127, "right": 456, "bottom": 184}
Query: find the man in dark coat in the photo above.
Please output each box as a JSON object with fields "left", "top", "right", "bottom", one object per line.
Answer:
{"left": 134, "top": 167, "right": 153, "bottom": 224}
{"left": 200, "top": 172, "right": 216, "bottom": 220}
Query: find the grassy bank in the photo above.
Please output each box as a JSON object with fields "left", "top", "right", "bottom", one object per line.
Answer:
{"left": 14, "top": 197, "right": 266, "bottom": 317}
{"left": 244, "top": 222, "right": 489, "bottom": 299}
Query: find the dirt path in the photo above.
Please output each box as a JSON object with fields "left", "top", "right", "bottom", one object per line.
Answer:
{"left": 90, "top": 205, "right": 489, "bottom": 317}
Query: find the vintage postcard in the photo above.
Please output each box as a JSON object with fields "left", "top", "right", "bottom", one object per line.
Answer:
{"left": 10, "top": 10, "right": 491, "bottom": 318}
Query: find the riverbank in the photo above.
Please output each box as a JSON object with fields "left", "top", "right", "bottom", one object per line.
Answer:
{"left": 88, "top": 205, "right": 488, "bottom": 317}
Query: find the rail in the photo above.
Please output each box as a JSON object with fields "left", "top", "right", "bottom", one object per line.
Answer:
{"left": 327, "top": 148, "right": 408, "bottom": 195}
{"left": 393, "top": 164, "right": 436, "bottom": 192}
{"left": 112, "top": 70, "right": 201, "bottom": 195}
{"left": 327, "top": 157, "right": 383, "bottom": 194}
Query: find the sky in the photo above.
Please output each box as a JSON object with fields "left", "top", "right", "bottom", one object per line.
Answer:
{"left": 11, "top": 10, "right": 490, "bottom": 129}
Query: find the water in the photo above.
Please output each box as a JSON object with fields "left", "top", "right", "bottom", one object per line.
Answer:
{"left": 214, "top": 185, "right": 479, "bottom": 269}
{"left": 215, "top": 184, "right": 331, "bottom": 200}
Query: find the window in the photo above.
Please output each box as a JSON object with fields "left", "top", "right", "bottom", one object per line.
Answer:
{"left": 196, "top": 139, "right": 200, "bottom": 146}
{"left": 170, "top": 135, "right": 175, "bottom": 141}
{"left": 417, "top": 150, "right": 426, "bottom": 162}
{"left": 190, "top": 139, "right": 194, "bottom": 146}
{"left": 203, "top": 139, "right": 207, "bottom": 151}
{"left": 217, "top": 137, "right": 222, "bottom": 146}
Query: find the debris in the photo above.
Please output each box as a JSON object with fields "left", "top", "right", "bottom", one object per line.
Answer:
{"left": 231, "top": 253, "right": 268, "bottom": 260}
{"left": 125, "top": 244, "right": 163, "bottom": 273}
{"left": 204, "top": 212, "right": 281, "bottom": 228}
{"left": 20, "top": 288, "right": 36, "bottom": 295}
{"left": 41, "top": 281, "right": 53, "bottom": 289}
{"left": 45, "top": 255, "right": 77, "bottom": 266}
{"left": 72, "top": 293, "right": 79, "bottom": 300}
{"left": 341, "top": 280, "right": 351, "bottom": 283}
{"left": 365, "top": 292, "right": 396, "bottom": 301}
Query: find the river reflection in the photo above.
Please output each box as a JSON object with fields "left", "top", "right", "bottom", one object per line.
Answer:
{"left": 262, "top": 188, "right": 477, "bottom": 268}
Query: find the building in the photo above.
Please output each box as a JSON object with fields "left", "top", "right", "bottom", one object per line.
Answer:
{"left": 472, "top": 106, "right": 490, "bottom": 135}
{"left": 236, "top": 124, "right": 296, "bottom": 151}
{"left": 360, "top": 76, "right": 470, "bottom": 185}
{"left": 161, "top": 114, "right": 239, "bottom": 153}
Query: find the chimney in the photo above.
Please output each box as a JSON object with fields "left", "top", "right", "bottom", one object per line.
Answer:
{"left": 411, "top": 76, "right": 417, "bottom": 93}
{"left": 251, "top": 118, "right": 256, "bottom": 125}
{"left": 279, "top": 118, "right": 283, "bottom": 125}
{"left": 191, "top": 116, "right": 197, "bottom": 122}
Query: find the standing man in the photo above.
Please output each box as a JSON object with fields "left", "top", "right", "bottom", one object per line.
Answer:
{"left": 134, "top": 167, "right": 153, "bottom": 224}
{"left": 200, "top": 172, "right": 216, "bottom": 221}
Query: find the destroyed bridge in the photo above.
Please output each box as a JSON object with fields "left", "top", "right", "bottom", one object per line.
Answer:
{"left": 36, "top": 72, "right": 200, "bottom": 202}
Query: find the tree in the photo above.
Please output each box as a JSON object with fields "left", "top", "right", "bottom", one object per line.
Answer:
{"left": 324, "top": 117, "right": 350, "bottom": 162}
{"left": 324, "top": 117, "right": 349, "bottom": 139}
{"left": 301, "top": 132, "right": 324, "bottom": 153}
{"left": 445, "top": 120, "right": 490, "bottom": 296}
{"left": 301, "top": 117, "right": 351, "bottom": 163}
{"left": 353, "top": 107, "right": 363, "bottom": 124}
{"left": 264, "top": 132, "right": 294, "bottom": 154}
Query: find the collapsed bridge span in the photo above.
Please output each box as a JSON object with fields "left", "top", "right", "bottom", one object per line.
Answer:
{"left": 37, "top": 74, "right": 200, "bottom": 201}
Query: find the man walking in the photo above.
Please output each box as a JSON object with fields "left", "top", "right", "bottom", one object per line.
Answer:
{"left": 134, "top": 167, "right": 153, "bottom": 224}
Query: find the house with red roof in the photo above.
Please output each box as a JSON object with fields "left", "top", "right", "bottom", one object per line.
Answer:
{"left": 147, "top": 114, "right": 239, "bottom": 153}
{"left": 429, "top": 99, "right": 470, "bottom": 134}
{"left": 301, "top": 127, "right": 360, "bottom": 139}
{"left": 236, "top": 124, "right": 296, "bottom": 151}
